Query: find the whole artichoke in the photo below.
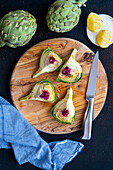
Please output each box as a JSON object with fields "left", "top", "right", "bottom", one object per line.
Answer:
{"left": 46, "top": 0, "right": 87, "bottom": 33}
{"left": 0, "top": 10, "right": 37, "bottom": 48}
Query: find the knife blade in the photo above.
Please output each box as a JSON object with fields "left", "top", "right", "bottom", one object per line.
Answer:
{"left": 81, "top": 51, "right": 99, "bottom": 140}
{"left": 86, "top": 51, "right": 99, "bottom": 98}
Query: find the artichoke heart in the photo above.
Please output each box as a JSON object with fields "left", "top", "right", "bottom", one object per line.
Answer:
{"left": 57, "top": 48, "right": 82, "bottom": 83}
{"left": 46, "top": 0, "right": 87, "bottom": 33}
{"left": 0, "top": 10, "right": 37, "bottom": 48}
{"left": 20, "top": 80, "right": 57, "bottom": 103}
{"left": 51, "top": 88, "right": 75, "bottom": 124}
{"left": 33, "top": 47, "right": 63, "bottom": 78}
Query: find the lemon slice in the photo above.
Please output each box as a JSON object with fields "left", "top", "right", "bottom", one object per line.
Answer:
{"left": 96, "top": 30, "right": 113, "bottom": 48}
{"left": 87, "top": 12, "right": 103, "bottom": 32}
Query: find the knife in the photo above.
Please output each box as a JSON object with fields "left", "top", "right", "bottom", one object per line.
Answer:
{"left": 81, "top": 51, "right": 99, "bottom": 140}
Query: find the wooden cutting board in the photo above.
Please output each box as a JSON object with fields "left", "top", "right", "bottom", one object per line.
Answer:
{"left": 10, "top": 38, "right": 108, "bottom": 134}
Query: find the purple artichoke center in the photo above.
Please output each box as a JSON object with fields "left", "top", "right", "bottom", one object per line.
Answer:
{"left": 49, "top": 56, "right": 56, "bottom": 64}
{"left": 40, "top": 90, "right": 49, "bottom": 100}
{"left": 62, "top": 66, "right": 71, "bottom": 76}
{"left": 61, "top": 108, "right": 69, "bottom": 117}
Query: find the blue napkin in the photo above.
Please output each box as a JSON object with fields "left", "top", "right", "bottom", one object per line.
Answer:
{"left": 0, "top": 96, "right": 84, "bottom": 170}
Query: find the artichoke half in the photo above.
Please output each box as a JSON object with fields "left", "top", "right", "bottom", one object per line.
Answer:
{"left": 51, "top": 88, "right": 75, "bottom": 124}
{"left": 46, "top": 0, "right": 87, "bottom": 33}
{"left": 33, "top": 47, "right": 63, "bottom": 78}
{"left": 57, "top": 48, "right": 83, "bottom": 83}
{"left": 20, "top": 79, "right": 57, "bottom": 103}
{"left": 0, "top": 10, "right": 37, "bottom": 48}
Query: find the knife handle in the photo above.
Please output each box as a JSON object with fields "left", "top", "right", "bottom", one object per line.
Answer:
{"left": 81, "top": 97, "right": 94, "bottom": 140}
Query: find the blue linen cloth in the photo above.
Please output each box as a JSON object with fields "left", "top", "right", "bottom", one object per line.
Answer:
{"left": 0, "top": 96, "right": 84, "bottom": 170}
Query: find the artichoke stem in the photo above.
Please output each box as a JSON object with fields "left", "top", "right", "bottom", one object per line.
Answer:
{"left": 32, "top": 69, "right": 41, "bottom": 78}
{"left": 19, "top": 95, "right": 30, "bottom": 101}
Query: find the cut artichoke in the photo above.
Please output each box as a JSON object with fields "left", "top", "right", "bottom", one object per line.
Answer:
{"left": 57, "top": 48, "right": 82, "bottom": 83}
{"left": 20, "top": 80, "right": 57, "bottom": 103}
{"left": 33, "top": 47, "right": 63, "bottom": 78}
{"left": 46, "top": 0, "right": 87, "bottom": 33}
{"left": 51, "top": 88, "right": 75, "bottom": 124}
{"left": 0, "top": 10, "right": 37, "bottom": 48}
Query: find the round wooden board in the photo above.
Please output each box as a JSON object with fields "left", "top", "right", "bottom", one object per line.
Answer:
{"left": 10, "top": 38, "right": 108, "bottom": 134}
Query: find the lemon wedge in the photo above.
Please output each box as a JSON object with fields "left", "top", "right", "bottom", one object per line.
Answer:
{"left": 96, "top": 30, "right": 113, "bottom": 48}
{"left": 87, "top": 12, "right": 103, "bottom": 32}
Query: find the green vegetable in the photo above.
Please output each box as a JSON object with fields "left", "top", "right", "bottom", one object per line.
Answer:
{"left": 20, "top": 79, "right": 57, "bottom": 103}
{"left": 0, "top": 10, "right": 37, "bottom": 48}
{"left": 46, "top": 0, "right": 87, "bottom": 33}
{"left": 33, "top": 47, "right": 63, "bottom": 78}
{"left": 57, "top": 48, "right": 83, "bottom": 83}
{"left": 51, "top": 88, "right": 75, "bottom": 124}
{"left": 57, "top": 48, "right": 82, "bottom": 83}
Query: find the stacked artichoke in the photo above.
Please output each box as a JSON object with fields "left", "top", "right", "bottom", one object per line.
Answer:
{"left": 46, "top": 0, "right": 87, "bottom": 33}
{"left": 0, "top": 10, "right": 37, "bottom": 48}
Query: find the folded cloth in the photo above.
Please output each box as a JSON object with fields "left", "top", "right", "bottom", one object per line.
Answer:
{"left": 0, "top": 96, "right": 84, "bottom": 170}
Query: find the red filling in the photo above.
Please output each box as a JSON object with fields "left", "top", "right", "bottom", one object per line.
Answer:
{"left": 61, "top": 108, "right": 69, "bottom": 117}
{"left": 49, "top": 56, "right": 56, "bottom": 64}
{"left": 39, "top": 90, "right": 49, "bottom": 100}
{"left": 62, "top": 66, "right": 71, "bottom": 76}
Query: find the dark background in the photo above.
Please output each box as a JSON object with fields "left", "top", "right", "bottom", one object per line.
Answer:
{"left": 0, "top": 0, "right": 113, "bottom": 169}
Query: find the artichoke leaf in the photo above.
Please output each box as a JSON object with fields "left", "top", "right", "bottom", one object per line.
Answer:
{"left": 0, "top": 35, "right": 5, "bottom": 47}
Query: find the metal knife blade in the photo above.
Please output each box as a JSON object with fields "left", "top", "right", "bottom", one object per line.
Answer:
{"left": 86, "top": 51, "right": 99, "bottom": 98}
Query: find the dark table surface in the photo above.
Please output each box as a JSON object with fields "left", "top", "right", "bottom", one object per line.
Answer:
{"left": 0, "top": 0, "right": 113, "bottom": 170}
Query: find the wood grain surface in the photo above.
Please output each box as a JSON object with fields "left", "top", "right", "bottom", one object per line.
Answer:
{"left": 10, "top": 38, "right": 108, "bottom": 134}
